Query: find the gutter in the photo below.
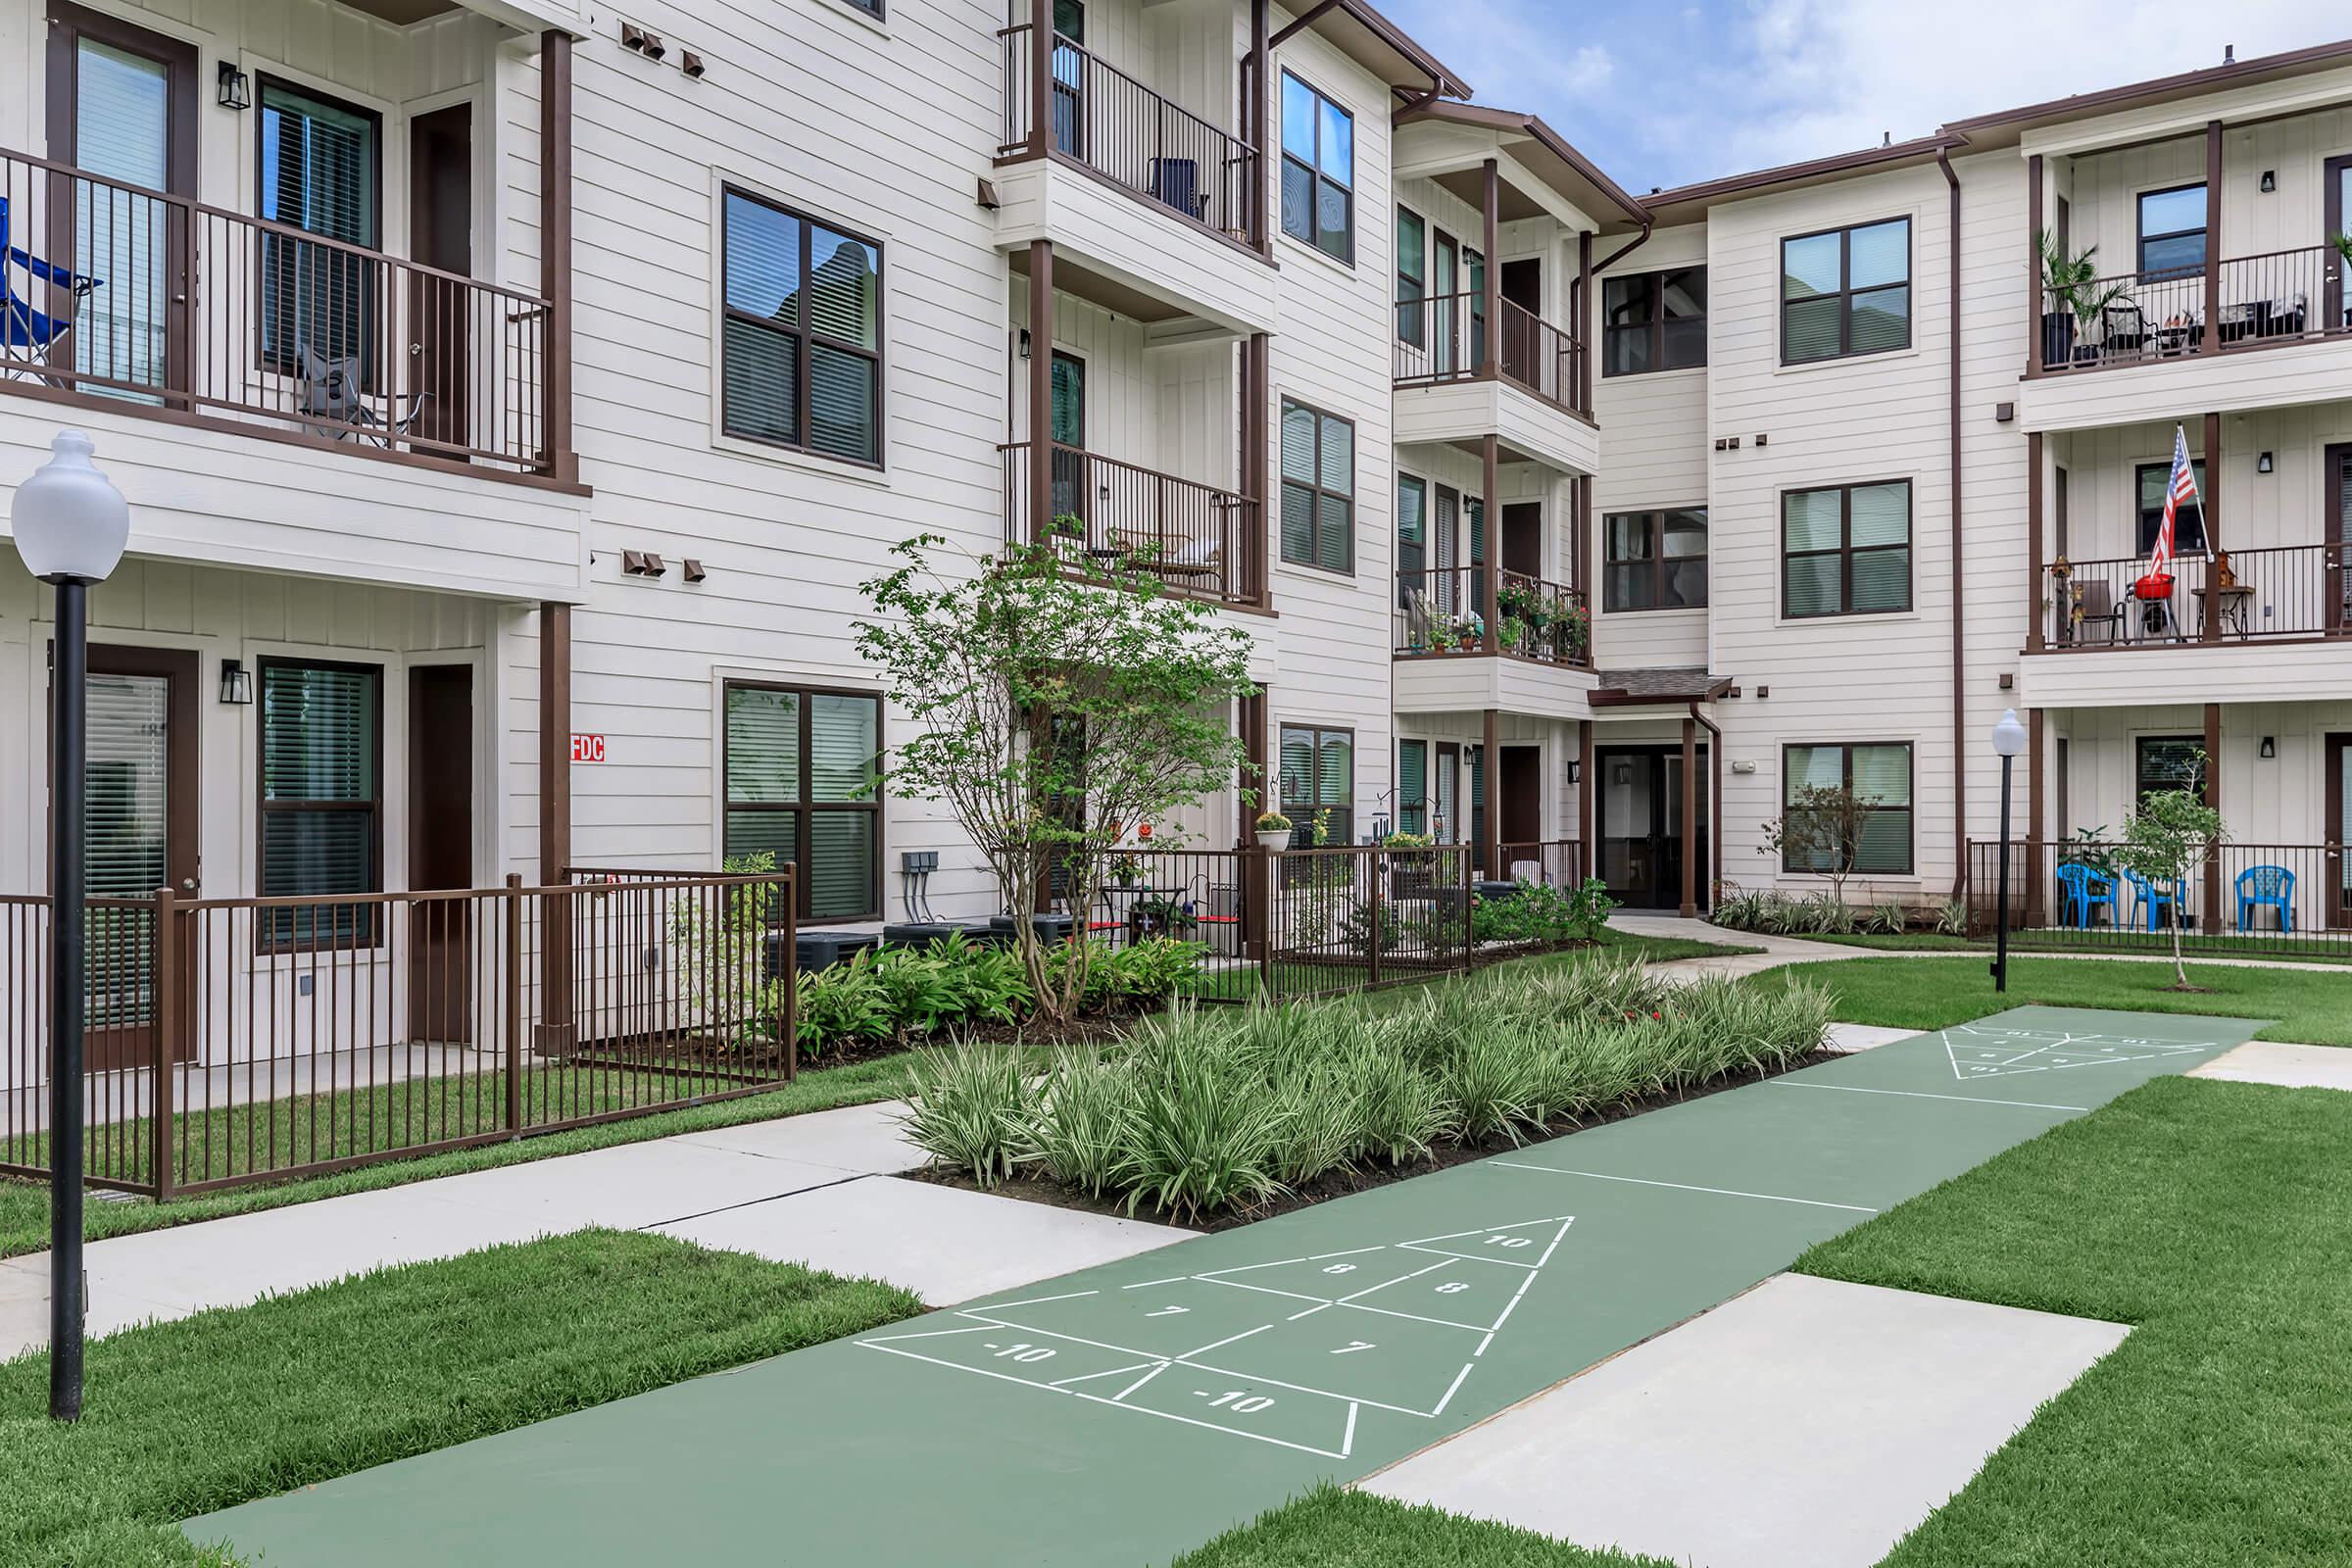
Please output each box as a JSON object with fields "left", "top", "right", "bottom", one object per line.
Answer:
{"left": 1592, "top": 220, "right": 1653, "bottom": 275}
{"left": 1937, "top": 146, "right": 1966, "bottom": 898}
{"left": 1688, "top": 700, "right": 1723, "bottom": 906}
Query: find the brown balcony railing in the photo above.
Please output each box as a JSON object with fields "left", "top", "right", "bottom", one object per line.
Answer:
{"left": 999, "top": 24, "right": 1259, "bottom": 246}
{"left": 2041, "top": 544, "right": 2350, "bottom": 649}
{"left": 0, "top": 146, "right": 554, "bottom": 473}
{"left": 2033, "top": 242, "right": 2351, "bottom": 373}
{"left": 1395, "top": 292, "right": 1587, "bottom": 416}
{"left": 1001, "top": 440, "right": 1261, "bottom": 606}
{"left": 1394, "top": 564, "right": 1592, "bottom": 667}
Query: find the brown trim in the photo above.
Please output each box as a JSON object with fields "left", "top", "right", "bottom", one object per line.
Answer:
{"left": 538, "top": 602, "right": 571, "bottom": 884}
{"left": 1944, "top": 38, "right": 2352, "bottom": 136}
{"left": 993, "top": 146, "right": 1282, "bottom": 266}
{"left": 255, "top": 656, "right": 385, "bottom": 955}
{"left": 1244, "top": 331, "right": 1271, "bottom": 608}
{"left": 1278, "top": 395, "right": 1357, "bottom": 574}
{"left": 1778, "top": 740, "right": 1916, "bottom": 877}
{"left": 1599, "top": 507, "right": 1709, "bottom": 612}
{"left": 1646, "top": 133, "right": 1962, "bottom": 213}
{"left": 1781, "top": 216, "right": 1913, "bottom": 365}
{"left": 1249, "top": 0, "right": 1270, "bottom": 254}
{"left": 2327, "top": 731, "right": 2349, "bottom": 928}
{"left": 2025, "top": 154, "right": 2042, "bottom": 380}
{"left": 2202, "top": 702, "right": 2223, "bottom": 930}
{"left": 2328, "top": 156, "right": 2352, "bottom": 334}
{"left": 1576, "top": 721, "right": 1594, "bottom": 879}
{"left": 2201, "top": 411, "right": 2225, "bottom": 643}
{"left": 1479, "top": 160, "right": 1500, "bottom": 377}
{"left": 1780, "top": 478, "right": 1914, "bottom": 618}
{"left": 1586, "top": 679, "right": 1733, "bottom": 707}
{"left": 1027, "top": 240, "right": 1054, "bottom": 547}
{"left": 1678, "top": 716, "right": 1697, "bottom": 916}
{"left": 1275, "top": 0, "right": 1469, "bottom": 99}
{"left": 2026, "top": 706, "right": 2045, "bottom": 925}
{"left": 1939, "top": 148, "right": 1964, "bottom": 900}
{"left": 2027, "top": 430, "right": 2045, "bottom": 653}
{"left": 2202, "top": 126, "right": 2223, "bottom": 350}
{"left": 1598, "top": 263, "right": 1708, "bottom": 379}
{"left": 1481, "top": 709, "right": 1501, "bottom": 878}
{"left": 541, "top": 30, "right": 574, "bottom": 481}
{"left": 2030, "top": 630, "right": 2352, "bottom": 658}
{"left": 1688, "top": 701, "right": 1724, "bottom": 905}
{"left": 718, "top": 183, "right": 886, "bottom": 470}
{"left": 2328, "top": 442, "right": 2352, "bottom": 635}
{"left": 1480, "top": 435, "right": 1499, "bottom": 653}
{"left": 1390, "top": 100, "right": 1647, "bottom": 224}
{"left": 1276, "top": 720, "right": 1356, "bottom": 846}
{"left": 720, "top": 679, "right": 885, "bottom": 924}
{"left": 1278, "top": 70, "right": 1356, "bottom": 267}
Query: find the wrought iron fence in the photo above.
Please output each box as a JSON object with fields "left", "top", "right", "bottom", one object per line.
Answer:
{"left": 2033, "top": 241, "right": 2349, "bottom": 372}
{"left": 1000, "top": 440, "right": 1260, "bottom": 606}
{"left": 1965, "top": 839, "right": 2350, "bottom": 960}
{"left": 2044, "top": 546, "right": 2349, "bottom": 648}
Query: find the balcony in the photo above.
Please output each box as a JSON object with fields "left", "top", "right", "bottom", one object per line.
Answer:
{"left": 1393, "top": 565, "right": 1596, "bottom": 719}
{"left": 1000, "top": 440, "right": 1261, "bottom": 608}
{"left": 1392, "top": 294, "right": 1596, "bottom": 476}
{"left": 2032, "top": 244, "right": 2349, "bottom": 376}
{"left": 0, "top": 148, "right": 556, "bottom": 478}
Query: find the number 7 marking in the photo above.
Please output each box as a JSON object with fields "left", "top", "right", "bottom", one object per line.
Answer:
{"left": 1332, "top": 1341, "right": 1374, "bottom": 1354}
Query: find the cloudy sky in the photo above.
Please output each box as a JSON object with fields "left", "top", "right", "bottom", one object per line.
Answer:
{"left": 1378, "top": 0, "right": 2347, "bottom": 193}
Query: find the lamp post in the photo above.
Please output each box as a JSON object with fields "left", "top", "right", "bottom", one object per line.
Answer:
{"left": 1989, "top": 708, "right": 2029, "bottom": 995}
{"left": 12, "top": 431, "right": 130, "bottom": 1422}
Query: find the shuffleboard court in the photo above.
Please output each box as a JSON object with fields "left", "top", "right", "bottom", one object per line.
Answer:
{"left": 196, "top": 1006, "right": 2259, "bottom": 1567}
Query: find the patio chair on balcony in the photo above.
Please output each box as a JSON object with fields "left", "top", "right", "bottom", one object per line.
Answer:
{"left": 297, "top": 343, "right": 428, "bottom": 450}
{"left": 2235, "top": 865, "right": 2295, "bottom": 934}
{"left": 2055, "top": 862, "right": 2118, "bottom": 928}
{"left": 2118, "top": 867, "right": 2180, "bottom": 932}
{"left": 1150, "top": 157, "right": 1208, "bottom": 222}
{"left": 0, "top": 197, "right": 102, "bottom": 384}
{"left": 2069, "top": 579, "right": 2127, "bottom": 644}
{"left": 2099, "top": 301, "right": 2147, "bottom": 363}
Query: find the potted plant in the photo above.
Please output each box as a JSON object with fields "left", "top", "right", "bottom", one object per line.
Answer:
{"left": 1497, "top": 613, "right": 1527, "bottom": 652}
{"left": 2035, "top": 229, "right": 2130, "bottom": 368}
{"left": 1254, "top": 809, "right": 1293, "bottom": 850}
{"left": 1459, "top": 613, "right": 1485, "bottom": 651}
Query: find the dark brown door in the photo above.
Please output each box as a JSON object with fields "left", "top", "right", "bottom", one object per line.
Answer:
{"left": 1501, "top": 502, "right": 1542, "bottom": 578}
{"left": 67, "top": 646, "right": 199, "bottom": 1070}
{"left": 1596, "top": 745, "right": 1708, "bottom": 909}
{"left": 407, "top": 665, "right": 474, "bottom": 1043}
{"left": 2328, "top": 443, "right": 2351, "bottom": 634}
{"left": 1499, "top": 745, "right": 1542, "bottom": 850}
{"left": 2328, "top": 733, "right": 2349, "bottom": 930}
{"left": 2327, "top": 157, "right": 2351, "bottom": 333}
{"left": 408, "top": 102, "right": 473, "bottom": 458}
{"left": 1500, "top": 259, "right": 1542, "bottom": 384}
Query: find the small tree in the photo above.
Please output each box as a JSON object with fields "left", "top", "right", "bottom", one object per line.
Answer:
{"left": 2111, "top": 767, "right": 2227, "bottom": 990}
{"left": 855, "top": 536, "right": 1257, "bottom": 1022}
{"left": 1760, "top": 783, "right": 1877, "bottom": 907}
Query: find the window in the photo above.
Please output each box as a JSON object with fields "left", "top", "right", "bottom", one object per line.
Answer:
{"left": 2135, "top": 736, "right": 2204, "bottom": 803}
{"left": 1603, "top": 510, "right": 1708, "bottom": 612}
{"left": 1396, "top": 473, "right": 1426, "bottom": 609}
{"left": 2137, "top": 184, "right": 2206, "bottom": 279}
{"left": 1397, "top": 738, "right": 1428, "bottom": 835}
{"left": 723, "top": 683, "right": 883, "bottom": 921}
{"left": 1280, "top": 72, "right": 1352, "bottom": 263}
{"left": 2134, "top": 459, "right": 2208, "bottom": 556}
{"left": 1279, "top": 723, "right": 1353, "bottom": 847}
{"left": 1396, "top": 207, "right": 1425, "bottom": 346}
{"left": 1280, "top": 399, "right": 1354, "bottom": 572}
{"left": 1783, "top": 743, "right": 1912, "bottom": 875}
{"left": 721, "top": 188, "right": 883, "bottom": 466}
{"left": 259, "top": 659, "right": 381, "bottom": 950}
{"left": 1782, "top": 219, "right": 1909, "bottom": 364}
{"left": 1602, "top": 267, "right": 1706, "bottom": 375}
{"left": 1783, "top": 481, "right": 1911, "bottom": 617}
{"left": 257, "top": 78, "right": 380, "bottom": 371}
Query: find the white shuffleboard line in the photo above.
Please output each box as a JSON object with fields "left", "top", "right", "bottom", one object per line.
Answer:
{"left": 1769, "top": 1081, "right": 2091, "bottom": 1112}
{"left": 1488, "top": 1161, "right": 1881, "bottom": 1213}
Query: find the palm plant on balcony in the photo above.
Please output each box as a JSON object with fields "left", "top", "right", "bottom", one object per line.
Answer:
{"left": 2036, "top": 228, "right": 2131, "bottom": 365}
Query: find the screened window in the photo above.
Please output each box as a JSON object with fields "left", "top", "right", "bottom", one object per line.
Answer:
{"left": 2135, "top": 736, "right": 2204, "bottom": 802}
{"left": 1280, "top": 72, "right": 1353, "bottom": 263}
{"left": 257, "top": 79, "right": 381, "bottom": 372}
{"left": 1603, "top": 510, "right": 1708, "bottom": 612}
{"left": 259, "top": 660, "right": 381, "bottom": 950}
{"left": 723, "top": 684, "right": 883, "bottom": 921}
{"left": 1782, "top": 219, "right": 1909, "bottom": 364}
{"left": 1397, "top": 738, "right": 1428, "bottom": 835}
{"left": 1783, "top": 481, "right": 1911, "bottom": 617}
{"left": 1783, "top": 743, "right": 1912, "bottom": 875}
{"left": 1280, "top": 398, "right": 1354, "bottom": 572}
{"left": 1602, "top": 267, "right": 1706, "bottom": 375}
{"left": 2134, "top": 460, "right": 2208, "bottom": 556}
{"left": 2137, "top": 184, "right": 2206, "bottom": 279}
{"left": 1396, "top": 207, "right": 1426, "bottom": 345}
{"left": 721, "top": 188, "right": 883, "bottom": 466}
{"left": 1279, "top": 724, "right": 1353, "bottom": 847}
{"left": 1396, "top": 473, "right": 1426, "bottom": 609}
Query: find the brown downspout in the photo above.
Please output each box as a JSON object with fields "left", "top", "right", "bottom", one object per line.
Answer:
{"left": 540, "top": 29, "right": 574, "bottom": 484}
{"left": 1689, "top": 700, "right": 1722, "bottom": 910}
{"left": 1937, "top": 146, "right": 1966, "bottom": 899}
{"left": 1678, "top": 716, "right": 1697, "bottom": 917}
{"left": 1592, "top": 220, "right": 1653, "bottom": 277}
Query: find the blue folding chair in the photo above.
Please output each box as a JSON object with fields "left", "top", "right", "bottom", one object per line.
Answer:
{"left": 0, "top": 197, "right": 102, "bottom": 379}
{"left": 2235, "top": 865, "right": 2295, "bottom": 934}
{"left": 2118, "top": 867, "right": 2180, "bottom": 932}
{"left": 2055, "top": 862, "right": 2118, "bottom": 929}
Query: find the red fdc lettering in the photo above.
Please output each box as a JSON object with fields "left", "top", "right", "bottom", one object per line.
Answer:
{"left": 570, "top": 733, "right": 606, "bottom": 763}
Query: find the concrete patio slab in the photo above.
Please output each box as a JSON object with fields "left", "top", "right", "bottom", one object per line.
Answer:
{"left": 408, "top": 1137, "right": 853, "bottom": 1231}
{"left": 1826, "top": 1022, "right": 1915, "bottom": 1054}
{"left": 1364, "top": 1271, "right": 2127, "bottom": 1568}
{"left": 2188, "top": 1040, "right": 2352, "bottom": 1092}
{"left": 671, "top": 1099, "right": 924, "bottom": 1175}
{"left": 653, "top": 1175, "right": 1193, "bottom": 1305}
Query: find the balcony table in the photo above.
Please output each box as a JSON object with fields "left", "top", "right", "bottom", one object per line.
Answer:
{"left": 2194, "top": 583, "right": 2253, "bottom": 639}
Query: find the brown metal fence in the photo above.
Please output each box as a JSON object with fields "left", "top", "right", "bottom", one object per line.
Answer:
{"left": 0, "top": 870, "right": 795, "bottom": 1198}
{"left": 1497, "top": 840, "right": 1583, "bottom": 888}
{"left": 1965, "top": 839, "right": 2350, "bottom": 960}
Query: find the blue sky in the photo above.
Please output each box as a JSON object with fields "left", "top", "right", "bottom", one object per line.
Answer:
{"left": 1377, "top": 0, "right": 2350, "bottom": 193}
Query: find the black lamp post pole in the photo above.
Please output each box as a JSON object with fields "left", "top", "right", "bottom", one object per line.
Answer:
{"left": 1992, "top": 750, "right": 2014, "bottom": 996}
{"left": 49, "top": 576, "right": 87, "bottom": 1422}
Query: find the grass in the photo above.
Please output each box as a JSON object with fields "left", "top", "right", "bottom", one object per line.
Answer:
{"left": 1797, "top": 1074, "right": 2352, "bottom": 1565}
{"left": 1183, "top": 929, "right": 1759, "bottom": 1004}
{"left": 0, "top": 1051, "right": 914, "bottom": 1260}
{"left": 1172, "top": 1487, "right": 1674, "bottom": 1566}
{"left": 1798, "top": 928, "right": 2352, "bottom": 966}
{"left": 1754, "top": 955, "right": 2352, "bottom": 1046}
{"left": 0, "top": 1227, "right": 919, "bottom": 1568}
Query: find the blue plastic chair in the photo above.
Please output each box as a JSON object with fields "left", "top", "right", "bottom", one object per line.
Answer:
{"left": 2235, "top": 865, "right": 2295, "bottom": 934}
{"left": 2054, "top": 862, "right": 2118, "bottom": 929}
{"left": 0, "top": 197, "right": 102, "bottom": 372}
{"left": 2118, "top": 867, "right": 2180, "bottom": 932}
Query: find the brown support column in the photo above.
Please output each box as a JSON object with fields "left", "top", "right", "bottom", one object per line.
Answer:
{"left": 2201, "top": 121, "right": 2222, "bottom": 354}
{"left": 2028, "top": 429, "right": 2045, "bottom": 652}
{"left": 1481, "top": 434, "right": 1500, "bottom": 653}
{"left": 2026, "top": 153, "right": 2042, "bottom": 374}
{"left": 1576, "top": 230, "right": 1592, "bottom": 410}
{"left": 540, "top": 30, "right": 574, "bottom": 482}
{"left": 1244, "top": 331, "right": 1269, "bottom": 607}
{"left": 1480, "top": 158, "right": 1501, "bottom": 379}
{"left": 537, "top": 601, "right": 574, "bottom": 1053}
{"left": 1030, "top": 0, "right": 1052, "bottom": 158}
{"left": 1679, "top": 716, "right": 1697, "bottom": 917}
{"left": 1482, "top": 708, "right": 1501, "bottom": 879}
{"left": 2202, "top": 702, "right": 2223, "bottom": 932}
{"left": 1577, "top": 720, "right": 1594, "bottom": 880}
{"left": 1249, "top": 0, "right": 1270, "bottom": 254}
{"left": 1028, "top": 240, "right": 1054, "bottom": 547}
{"left": 2202, "top": 410, "right": 2223, "bottom": 642}
{"left": 1573, "top": 472, "right": 1591, "bottom": 600}
{"left": 2027, "top": 707, "right": 2045, "bottom": 926}
{"left": 1242, "top": 690, "right": 1270, "bottom": 962}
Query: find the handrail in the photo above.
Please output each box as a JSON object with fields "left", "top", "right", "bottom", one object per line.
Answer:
{"left": 999, "top": 439, "right": 1261, "bottom": 607}
{"left": 1394, "top": 290, "right": 1588, "bottom": 416}
{"left": 2033, "top": 239, "right": 2348, "bottom": 373}
{"left": 2041, "top": 543, "right": 2350, "bottom": 648}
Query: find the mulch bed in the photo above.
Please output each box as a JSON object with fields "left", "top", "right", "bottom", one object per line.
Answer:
{"left": 910, "top": 1046, "right": 1843, "bottom": 1232}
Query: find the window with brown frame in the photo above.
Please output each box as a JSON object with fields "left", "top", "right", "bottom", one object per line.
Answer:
{"left": 1782, "top": 480, "right": 1912, "bottom": 617}
{"left": 723, "top": 682, "right": 883, "bottom": 922}
{"left": 720, "top": 187, "right": 884, "bottom": 466}
{"left": 1781, "top": 219, "right": 1909, "bottom": 364}
{"left": 1278, "top": 723, "right": 1353, "bottom": 848}
{"left": 256, "top": 76, "right": 382, "bottom": 376}
{"left": 1782, "top": 742, "right": 1912, "bottom": 874}
{"left": 1601, "top": 267, "right": 1706, "bottom": 375}
{"left": 2135, "top": 735, "right": 2203, "bottom": 803}
{"left": 1280, "top": 398, "right": 1354, "bottom": 573}
{"left": 1603, "top": 509, "right": 1708, "bottom": 611}
{"left": 2136, "top": 183, "right": 2207, "bottom": 280}
{"left": 258, "top": 658, "right": 382, "bottom": 950}
{"left": 1396, "top": 206, "right": 1426, "bottom": 347}
{"left": 1280, "top": 71, "right": 1353, "bottom": 263}
{"left": 2133, "top": 459, "right": 2208, "bottom": 556}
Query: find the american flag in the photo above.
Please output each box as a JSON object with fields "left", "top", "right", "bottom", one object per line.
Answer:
{"left": 2148, "top": 424, "right": 2201, "bottom": 577}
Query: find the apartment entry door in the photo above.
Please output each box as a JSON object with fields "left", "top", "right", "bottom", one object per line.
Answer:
{"left": 407, "top": 665, "right": 474, "bottom": 1044}
{"left": 64, "top": 645, "right": 200, "bottom": 1070}
{"left": 1595, "top": 744, "right": 1708, "bottom": 909}
{"left": 407, "top": 101, "right": 472, "bottom": 456}
{"left": 2328, "top": 732, "right": 2350, "bottom": 930}
{"left": 1498, "top": 744, "right": 1542, "bottom": 855}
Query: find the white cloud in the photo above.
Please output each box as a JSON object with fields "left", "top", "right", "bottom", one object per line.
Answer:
{"left": 1397, "top": 0, "right": 1617, "bottom": 110}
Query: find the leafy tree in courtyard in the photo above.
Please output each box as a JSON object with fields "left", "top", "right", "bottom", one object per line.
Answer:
{"left": 2111, "top": 755, "right": 2227, "bottom": 990}
{"left": 856, "top": 537, "right": 1257, "bottom": 1022}
{"left": 1760, "top": 782, "right": 1880, "bottom": 908}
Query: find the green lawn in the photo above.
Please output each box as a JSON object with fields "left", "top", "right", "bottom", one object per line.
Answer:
{"left": 1800, "top": 929, "right": 2352, "bottom": 966}
{"left": 1755, "top": 955, "right": 2352, "bottom": 1045}
{"left": 0, "top": 1052, "right": 914, "bottom": 1260}
{"left": 0, "top": 1227, "right": 918, "bottom": 1568}
{"left": 1187, "top": 929, "right": 1758, "bottom": 1003}
{"left": 1174, "top": 1487, "right": 1671, "bottom": 1566}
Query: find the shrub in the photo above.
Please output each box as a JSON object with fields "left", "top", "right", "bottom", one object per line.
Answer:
{"left": 1933, "top": 898, "right": 1970, "bottom": 937}
{"left": 925, "top": 932, "right": 1033, "bottom": 1025}
{"left": 899, "top": 1043, "right": 1034, "bottom": 1187}
{"left": 869, "top": 947, "right": 960, "bottom": 1040}
{"left": 795, "top": 954, "right": 893, "bottom": 1054}
{"left": 1442, "top": 1023, "right": 1544, "bottom": 1146}
{"left": 1470, "top": 877, "right": 1617, "bottom": 947}
{"left": 1027, "top": 1048, "right": 1131, "bottom": 1200}
{"left": 1117, "top": 1034, "right": 1291, "bottom": 1222}
{"left": 1863, "top": 901, "right": 1909, "bottom": 936}
{"left": 1806, "top": 897, "right": 1859, "bottom": 935}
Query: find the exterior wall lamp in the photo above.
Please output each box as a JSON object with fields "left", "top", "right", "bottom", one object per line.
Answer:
{"left": 2259, "top": 736, "right": 2276, "bottom": 759}
{"left": 219, "top": 658, "right": 254, "bottom": 705}
{"left": 217, "top": 61, "right": 250, "bottom": 110}
{"left": 2257, "top": 451, "right": 2274, "bottom": 473}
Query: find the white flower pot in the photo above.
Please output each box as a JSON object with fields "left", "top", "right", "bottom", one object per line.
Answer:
{"left": 1256, "top": 830, "right": 1291, "bottom": 851}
